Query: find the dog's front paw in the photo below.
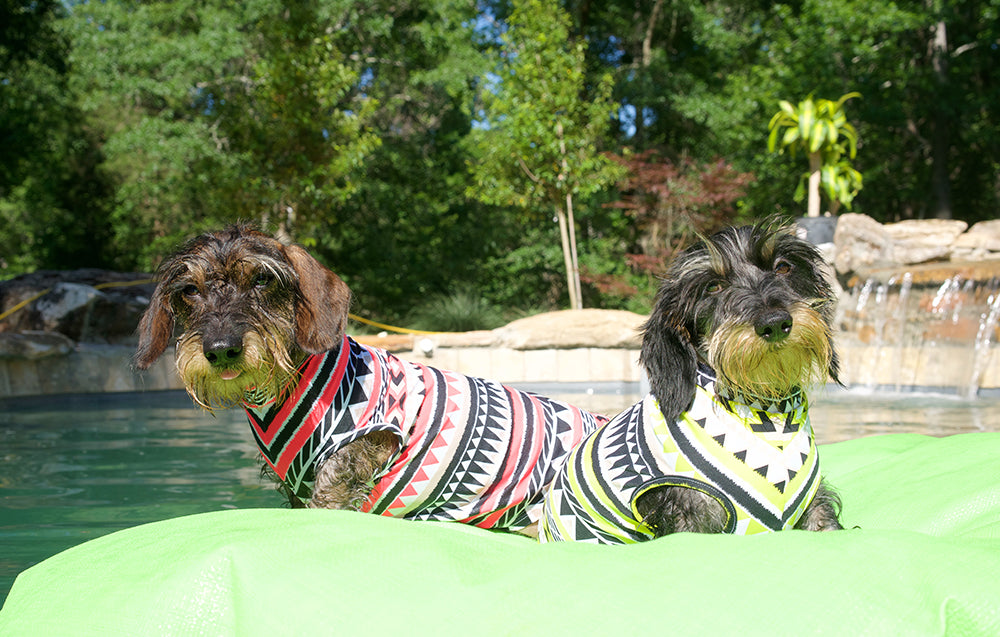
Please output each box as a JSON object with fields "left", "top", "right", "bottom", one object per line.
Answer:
{"left": 308, "top": 432, "right": 398, "bottom": 510}
{"left": 634, "top": 484, "right": 731, "bottom": 537}
{"left": 796, "top": 482, "right": 844, "bottom": 531}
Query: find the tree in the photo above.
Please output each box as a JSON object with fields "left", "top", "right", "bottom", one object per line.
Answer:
{"left": 608, "top": 151, "right": 754, "bottom": 259}
{"left": 304, "top": 0, "right": 505, "bottom": 322}
{"left": 0, "top": 0, "right": 114, "bottom": 275}
{"left": 591, "top": 151, "right": 753, "bottom": 309}
{"left": 65, "top": 1, "right": 380, "bottom": 267}
{"left": 211, "top": 1, "right": 381, "bottom": 241}
{"left": 66, "top": 1, "right": 261, "bottom": 267}
{"left": 467, "top": 0, "right": 624, "bottom": 310}
{"left": 767, "top": 92, "right": 861, "bottom": 217}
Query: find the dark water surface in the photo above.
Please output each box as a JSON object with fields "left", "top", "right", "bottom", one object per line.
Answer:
{"left": 3, "top": 387, "right": 1000, "bottom": 605}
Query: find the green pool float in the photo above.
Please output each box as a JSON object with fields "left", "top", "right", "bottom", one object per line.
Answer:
{"left": 1, "top": 432, "right": 999, "bottom": 636}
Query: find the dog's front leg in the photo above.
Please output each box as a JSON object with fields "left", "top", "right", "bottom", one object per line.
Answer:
{"left": 795, "top": 481, "right": 844, "bottom": 531}
{"left": 308, "top": 431, "right": 398, "bottom": 510}
{"left": 634, "top": 485, "right": 730, "bottom": 537}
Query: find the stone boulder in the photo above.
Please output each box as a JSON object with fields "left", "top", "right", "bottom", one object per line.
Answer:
{"left": 494, "top": 309, "right": 644, "bottom": 350}
{"left": 832, "top": 213, "right": 895, "bottom": 275}
{"left": 0, "top": 270, "right": 155, "bottom": 345}
{"left": 950, "top": 220, "right": 1000, "bottom": 262}
{"left": 0, "top": 331, "right": 74, "bottom": 360}
{"left": 833, "top": 214, "right": 984, "bottom": 278}
{"left": 884, "top": 219, "right": 968, "bottom": 265}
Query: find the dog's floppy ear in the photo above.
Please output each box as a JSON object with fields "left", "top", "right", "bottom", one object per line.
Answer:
{"left": 133, "top": 284, "right": 175, "bottom": 370}
{"left": 284, "top": 244, "right": 351, "bottom": 354}
{"left": 640, "top": 281, "right": 699, "bottom": 423}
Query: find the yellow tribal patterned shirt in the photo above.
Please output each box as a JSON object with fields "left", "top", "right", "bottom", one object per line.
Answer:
{"left": 539, "top": 366, "right": 821, "bottom": 543}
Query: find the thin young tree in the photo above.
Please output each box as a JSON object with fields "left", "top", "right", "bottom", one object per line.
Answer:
{"left": 467, "top": 0, "right": 623, "bottom": 309}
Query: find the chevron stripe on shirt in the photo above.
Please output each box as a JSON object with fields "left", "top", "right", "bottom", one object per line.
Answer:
{"left": 243, "top": 335, "right": 607, "bottom": 532}
{"left": 539, "top": 366, "right": 822, "bottom": 543}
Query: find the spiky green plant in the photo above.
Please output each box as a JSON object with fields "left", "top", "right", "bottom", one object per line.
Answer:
{"left": 768, "top": 92, "right": 862, "bottom": 216}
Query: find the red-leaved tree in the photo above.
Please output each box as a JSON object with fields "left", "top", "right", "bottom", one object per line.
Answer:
{"left": 610, "top": 151, "right": 755, "bottom": 273}
{"left": 582, "top": 151, "right": 754, "bottom": 309}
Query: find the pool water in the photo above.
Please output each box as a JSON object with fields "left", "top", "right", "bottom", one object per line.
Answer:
{"left": 3, "top": 387, "right": 1000, "bottom": 605}
{"left": 0, "top": 392, "right": 283, "bottom": 605}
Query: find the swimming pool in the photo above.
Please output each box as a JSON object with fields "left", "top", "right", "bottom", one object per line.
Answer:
{"left": 3, "top": 387, "right": 1000, "bottom": 604}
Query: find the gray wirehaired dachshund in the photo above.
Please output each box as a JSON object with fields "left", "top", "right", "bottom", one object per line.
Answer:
{"left": 540, "top": 220, "right": 844, "bottom": 543}
{"left": 133, "top": 224, "right": 606, "bottom": 535}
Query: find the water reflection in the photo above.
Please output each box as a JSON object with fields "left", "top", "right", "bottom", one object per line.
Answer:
{"left": 808, "top": 386, "right": 1000, "bottom": 443}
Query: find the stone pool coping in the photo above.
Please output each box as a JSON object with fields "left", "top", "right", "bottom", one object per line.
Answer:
{"left": 0, "top": 309, "right": 648, "bottom": 398}
{"left": 4, "top": 306, "right": 1000, "bottom": 397}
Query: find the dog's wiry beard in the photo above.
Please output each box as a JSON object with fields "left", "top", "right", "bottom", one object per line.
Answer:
{"left": 175, "top": 329, "right": 300, "bottom": 411}
{"left": 707, "top": 301, "right": 833, "bottom": 401}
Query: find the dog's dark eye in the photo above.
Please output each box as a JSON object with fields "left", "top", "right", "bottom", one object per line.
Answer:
{"left": 253, "top": 273, "right": 273, "bottom": 289}
{"left": 774, "top": 260, "right": 793, "bottom": 275}
{"left": 181, "top": 284, "right": 200, "bottom": 298}
{"left": 706, "top": 281, "right": 724, "bottom": 294}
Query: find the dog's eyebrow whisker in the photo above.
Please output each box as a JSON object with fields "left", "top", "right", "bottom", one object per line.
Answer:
{"left": 237, "top": 256, "right": 295, "bottom": 286}
{"left": 809, "top": 297, "right": 833, "bottom": 310}
{"left": 702, "top": 241, "right": 729, "bottom": 274}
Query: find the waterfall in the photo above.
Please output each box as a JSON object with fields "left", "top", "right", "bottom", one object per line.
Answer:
{"left": 967, "top": 290, "right": 1000, "bottom": 397}
{"left": 838, "top": 266, "right": 1000, "bottom": 396}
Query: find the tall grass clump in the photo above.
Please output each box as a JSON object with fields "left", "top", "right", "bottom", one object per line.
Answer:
{"left": 407, "top": 286, "right": 508, "bottom": 333}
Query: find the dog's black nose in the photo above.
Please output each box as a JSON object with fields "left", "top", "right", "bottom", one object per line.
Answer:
{"left": 204, "top": 339, "right": 243, "bottom": 367}
{"left": 755, "top": 310, "right": 793, "bottom": 343}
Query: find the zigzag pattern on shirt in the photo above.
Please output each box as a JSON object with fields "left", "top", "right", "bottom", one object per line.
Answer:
{"left": 242, "top": 335, "right": 606, "bottom": 532}
{"left": 246, "top": 342, "right": 357, "bottom": 498}
{"left": 540, "top": 366, "right": 822, "bottom": 543}
{"left": 540, "top": 400, "right": 656, "bottom": 543}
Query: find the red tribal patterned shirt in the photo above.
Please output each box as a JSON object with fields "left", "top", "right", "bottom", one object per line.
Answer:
{"left": 243, "top": 336, "right": 607, "bottom": 532}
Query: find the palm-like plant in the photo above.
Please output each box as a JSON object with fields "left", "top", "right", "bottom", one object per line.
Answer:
{"left": 768, "top": 92, "right": 862, "bottom": 217}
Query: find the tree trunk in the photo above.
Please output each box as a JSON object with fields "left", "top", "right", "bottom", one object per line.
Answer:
{"left": 628, "top": 0, "right": 664, "bottom": 144}
{"left": 565, "top": 191, "right": 583, "bottom": 309}
{"left": 807, "top": 152, "right": 822, "bottom": 218}
{"left": 555, "top": 121, "right": 582, "bottom": 309}
{"left": 642, "top": 0, "right": 664, "bottom": 68}
{"left": 930, "top": 18, "right": 953, "bottom": 219}
{"left": 555, "top": 205, "right": 580, "bottom": 310}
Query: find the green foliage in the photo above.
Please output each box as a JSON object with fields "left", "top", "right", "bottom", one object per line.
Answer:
{"left": 3, "top": 0, "right": 1000, "bottom": 319}
{"left": 479, "top": 225, "right": 567, "bottom": 311}
{"left": 217, "top": 2, "right": 381, "bottom": 237}
{"left": 768, "top": 92, "right": 863, "bottom": 215}
{"left": 466, "top": 0, "right": 625, "bottom": 308}
{"left": 0, "top": 0, "right": 115, "bottom": 274}
{"left": 406, "top": 285, "right": 507, "bottom": 333}
{"left": 62, "top": 0, "right": 383, "bottom": 268}
{"left": 468, "top": 0, "right": 622, "bottom": 207}
{"left": 818, "top": 160, "right": 864, "bottom": 212}
{"left": 767, "top": 93, "right": 860, "bottom": 160}
{"left": 64, "top": 1, "right": 260, "bottom": 269}
{"left": 301, "top": 0, "right": 500, "bottom": 324}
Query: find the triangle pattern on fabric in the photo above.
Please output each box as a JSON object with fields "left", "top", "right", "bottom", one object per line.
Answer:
{"left": 648, "top": 368, "right": 819, "bottom": 533}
